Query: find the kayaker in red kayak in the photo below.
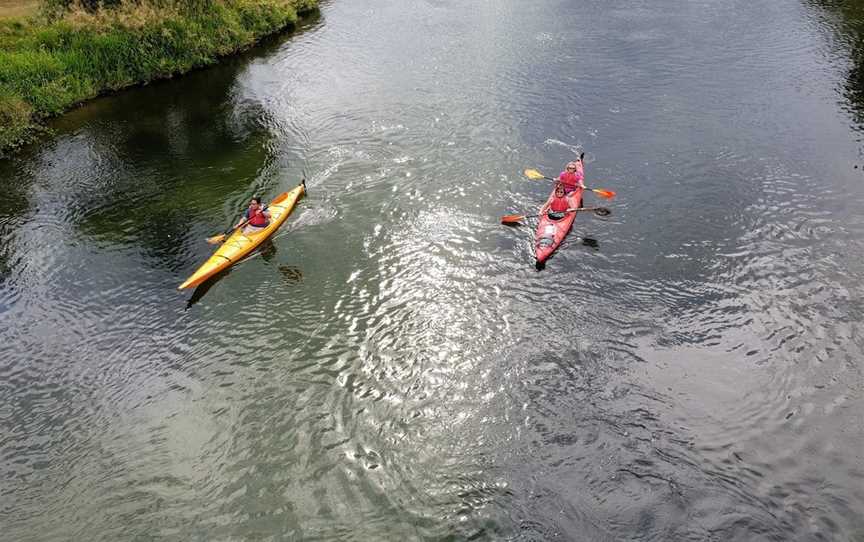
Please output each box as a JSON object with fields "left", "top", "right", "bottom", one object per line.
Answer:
{"left": 555, "top": 153, "right": 586, "bottom": 195}
{"left": 235, "top": 197, "right": 271, "bottom": 234}
{"left": 541, "top": 183, "right": 572, "bottom": 220}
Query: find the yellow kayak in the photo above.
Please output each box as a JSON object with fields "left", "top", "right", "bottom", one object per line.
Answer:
{"left": 178, "top": 181, "right": 305, "bottom": 290}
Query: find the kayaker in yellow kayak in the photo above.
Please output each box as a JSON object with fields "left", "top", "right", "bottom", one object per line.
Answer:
{"left": 234, "top": 197, "right": 271, "bottom": 234}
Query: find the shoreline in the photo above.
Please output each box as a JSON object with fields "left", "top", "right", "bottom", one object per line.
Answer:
{"left": 0, "top": 0, "right": 318, "bottom": 157}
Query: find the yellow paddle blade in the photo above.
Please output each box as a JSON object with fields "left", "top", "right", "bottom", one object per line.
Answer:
{"left": 206, "top": 233, "right": 227, "bottom": 244}
{"left": 523, "top": 168, "right": 548, "bottom": 180}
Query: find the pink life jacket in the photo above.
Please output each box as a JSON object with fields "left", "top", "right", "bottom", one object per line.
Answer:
{"left": 559, "top": 170, "right": 583, "bottom": 193}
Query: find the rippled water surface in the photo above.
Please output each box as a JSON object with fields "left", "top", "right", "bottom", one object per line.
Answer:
{"left": 2, "top": 0, "right": 864, "bottom": 540}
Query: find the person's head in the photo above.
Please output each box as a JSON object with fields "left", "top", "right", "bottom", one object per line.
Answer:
{"left": 554, "top": 183, "right": 565, "bottom": 197}
{"left": 250, "top": 196, "right": 262, "bottom": 208}
{"left": 565, "top": 161, "right": 579, "bottom": 172}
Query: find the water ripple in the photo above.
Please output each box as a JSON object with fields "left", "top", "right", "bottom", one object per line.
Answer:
{"left": 2, "top": 0, "right": 864, "bottom": 540}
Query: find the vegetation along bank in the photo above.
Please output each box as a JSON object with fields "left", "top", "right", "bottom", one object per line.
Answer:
{"left": 0, "top": 0, "right": 318, "bottom": 155}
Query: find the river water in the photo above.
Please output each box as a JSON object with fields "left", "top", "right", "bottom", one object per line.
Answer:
{"left": 2, "top": 0, "right": 864, "bottom": 540}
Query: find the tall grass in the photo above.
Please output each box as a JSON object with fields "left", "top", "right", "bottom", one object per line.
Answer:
{"left": 0, "top": 0, "right": 317, "bottom": 154}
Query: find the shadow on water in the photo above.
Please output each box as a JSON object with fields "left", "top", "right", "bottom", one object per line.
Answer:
{"left": 580, "top": 236, "right": 599, "bottom": 248}
{"left": 257, "top": 238, "right": 277, "bottom": 263}
{"left": 183, "top": 239, "right": 303, "bottom": 308}
{"left": 182, "top": 241, "right": 276, "bottom": 309}
{"left": 184, "top": 268, "right": 231, "bottom": 310}
{"left": 277, "top": 265, "right": 303, "bottom": 285}
{"left": 258, "top": 239, "right": 306, "bottom": 286}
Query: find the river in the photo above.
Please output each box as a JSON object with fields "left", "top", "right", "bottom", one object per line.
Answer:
{"left": 2, "top": 0, "right": 863, "bottom": 540}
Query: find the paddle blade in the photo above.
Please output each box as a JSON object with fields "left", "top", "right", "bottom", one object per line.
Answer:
{"left": 593, "top": 207, "right": 612, "bottom": 217}
{"left": 500, "top": 214, "right": 526, "bottom": 224}
{"left": 206, "top": 233, "right": 227, "bottom": 244}
{"left": 523, "top": 168, "right": 547, "bottom": 180}
{"left": 591, "top": 188, "right": 616, "bottom": 199}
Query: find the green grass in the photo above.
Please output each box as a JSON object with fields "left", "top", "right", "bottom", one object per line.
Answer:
{"left": 0, "top": 0, "right": 318, "bottom": 154}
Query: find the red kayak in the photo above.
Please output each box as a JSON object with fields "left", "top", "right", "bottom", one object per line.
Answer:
{"left": 534, "top": 187, "right": 584, "bottom": 265}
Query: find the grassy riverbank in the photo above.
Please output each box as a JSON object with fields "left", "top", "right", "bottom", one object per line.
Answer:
{"left": 0, "top": 0, "right": 317, "bottom": 155}
{"left": 0, "top": 0, "right": 39, "bottom": 20}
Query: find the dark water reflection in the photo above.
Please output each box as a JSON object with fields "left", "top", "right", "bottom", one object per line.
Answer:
{"left": 2, "top": 1, "right": 864, "bottom": 541}
{"left": 811, "top": 0, "right": 864, "bottom": 128}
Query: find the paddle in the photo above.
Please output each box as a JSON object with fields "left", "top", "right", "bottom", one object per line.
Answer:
{"left": 523, "top": 168, "right": 617, "bottom": 199}
{"left": 501, "top": 206, "right": 611, "bottom": 224}
{"left": 206, "top": 218, "right": 242, "bottom": 245}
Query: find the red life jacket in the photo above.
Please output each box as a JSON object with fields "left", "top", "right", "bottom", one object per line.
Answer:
{"left": 246, "top": 207, "right": 268, "bottom": 227}
{"left": 550, "top": 195, "right": 569, "bottom": 212}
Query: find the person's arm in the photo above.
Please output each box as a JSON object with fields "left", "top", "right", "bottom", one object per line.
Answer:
{"left": 539, "top": 201, "right": 550, "bottom": 214}
{"left": 235, "top": 209, "right": 250, "bottom": 229}
{"left": 541, "top": 194, "right": 557, "bottom": 214}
